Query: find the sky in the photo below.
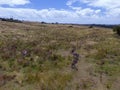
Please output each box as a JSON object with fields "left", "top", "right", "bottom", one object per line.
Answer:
{"left": 0, "top": 0, "right": 120, "bottom": 24}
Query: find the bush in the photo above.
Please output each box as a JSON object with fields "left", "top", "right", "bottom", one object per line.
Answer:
{"left": 68, "top": 25, "right": 73, "bottom": 28}
{"left": 41, "top": 21, "right": 47, "bottom": 24}
{"left": 89, "top": 25, "right": 93, "bottom": 28}
{"left": 113, "top": 25, "right": 120, "bottom": 36}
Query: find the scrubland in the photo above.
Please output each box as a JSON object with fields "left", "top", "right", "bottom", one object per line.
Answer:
{"left": 0, "top": 21, "right": 120, "bottom": 90}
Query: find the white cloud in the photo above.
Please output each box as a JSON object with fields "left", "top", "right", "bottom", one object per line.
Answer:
{"left": 67, "top": 0, "right": 120, "bottom": 9}
{"left": 0, "top": 7, "right": 79, "bottom": 22}
{"left": 0, "top": 0, "right": 119, "bottom": 24}
{"left": 66, "top": 0, "right": 120, "bottom": 23}
{"left": 81, "top": 0, "right": 120, "bottom": 9}
{"left": 75, "top": 8, "right": 101, "bottom": 17}
{"left": 107, "top": 8, "right": 120, "bottom": 17}
{"left": 0, "top": 0, "right": 30, "bottom": 6}
{"left": 67, "top": 0, "right": 120, "bottom": 10}
{"left": 0, "top": 6, "right": 119, "bottom": 24}
{"left": 66, "top": 0, "right": 78, "bottom": 6}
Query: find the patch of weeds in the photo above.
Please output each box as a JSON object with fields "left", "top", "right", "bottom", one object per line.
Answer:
{"left": 95, "top": 62, "right": 120, "bottom": 76}
{"left": 80, "top": 78, "right": 95, "bottom": 89}
{"left": 105, "top": 81, "right": 113, "bottom": 89}
{"left": 24, "top": 71, "right": 73, "bottom": 90}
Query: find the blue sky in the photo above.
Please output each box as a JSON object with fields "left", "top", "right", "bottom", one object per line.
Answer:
{"left": 29, "top": 0, "right": 69, "bottom": 9}
{"left": 0, "top": 0, "right": 120, "bottom": 24}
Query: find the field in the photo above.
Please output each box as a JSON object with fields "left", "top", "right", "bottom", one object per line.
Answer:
{"left": 0, "top": 21, "right": 120, "bottom": 90}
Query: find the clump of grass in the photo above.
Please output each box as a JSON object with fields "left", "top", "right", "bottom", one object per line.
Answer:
{"left": 23, "top": 71, "right": 73, "bottom": 89}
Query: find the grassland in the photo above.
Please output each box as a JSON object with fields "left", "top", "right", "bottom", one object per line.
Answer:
{"left": 0, "top": 21, "right": 120, "bottom": 90}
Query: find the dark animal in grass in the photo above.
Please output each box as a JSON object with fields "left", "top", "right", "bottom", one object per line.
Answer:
{"left": 71, "top": 48, "right": 80, "bottom": 71}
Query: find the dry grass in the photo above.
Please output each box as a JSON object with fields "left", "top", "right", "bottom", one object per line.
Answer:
{"left": 0, "top": 21, "right": 120, "bottom": 90}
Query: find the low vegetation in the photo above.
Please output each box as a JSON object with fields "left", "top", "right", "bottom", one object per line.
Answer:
{"left": 0, "top": 21, "right": 120, "bottom": 90}
{"left": 113, "top": 25, "right": 120, "bottom": 36}
{"left": 0, "top": 18, "right": 22, "bottom": 23}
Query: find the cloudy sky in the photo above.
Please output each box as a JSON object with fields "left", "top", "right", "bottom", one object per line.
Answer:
{"left": 0, "top": 0, "right": 120, "bottom": 24}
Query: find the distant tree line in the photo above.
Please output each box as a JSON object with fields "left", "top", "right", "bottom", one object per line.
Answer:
{"left": 41, "top": 21, "right": 59, "bottom": 24}
{"left": 0, "top": 17, "right": 22, "bottom": 23}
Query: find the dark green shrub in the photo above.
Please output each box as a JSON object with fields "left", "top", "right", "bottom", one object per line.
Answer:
{"left": 89, "top": 25, "right": 93, "bottom": 28}
{"left": 41, "top": 21, "right": 46, "bottom": 24}
{"left": 113, "top": 25, "right": 120, "bottom": 36}
{"left": 0, "top": 17, "right": 22, "bottom": 23}
{"left": 68, "top": 25, "right": 73, "bottom": 28}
